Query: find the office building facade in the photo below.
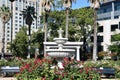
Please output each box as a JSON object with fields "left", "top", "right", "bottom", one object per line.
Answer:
{"left": 97, "top": 0, "right": 120, "bottom": 52}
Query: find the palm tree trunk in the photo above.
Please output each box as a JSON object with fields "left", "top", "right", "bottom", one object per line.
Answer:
{"left": 93, "top": 9, "right": 98, "bottom": 61}
{"left": 27, "top": 25, "right": 31, "bottom": 58}
{"left": 44, "top": 13, "right": 48, "bottom": 42}
{"left": 1, "top": 22, "right": 5, "bottom": 59}
{"left": 65, "top": 9, "right": 69, "bottom": 38}
{"left": 44, "top": 13, "right": 47, "bottom": 56}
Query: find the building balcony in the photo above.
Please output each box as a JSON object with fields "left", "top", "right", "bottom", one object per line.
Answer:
{"left": 97, "top": 12, "right": 111, "bottom": 20}
{"left": 114, "top": 10, "right": 120, "bottom": 17}
{"left": 97, "top": 10, "right": 120, "bottom": 20}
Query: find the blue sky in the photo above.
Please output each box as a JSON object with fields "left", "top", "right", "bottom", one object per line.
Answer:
{"left": 72, "top": 0, "right": 90, "bottom": 9}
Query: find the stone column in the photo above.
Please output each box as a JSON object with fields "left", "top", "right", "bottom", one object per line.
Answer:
{"left": 76, "top": 46, "right": 80, "bottom": 61}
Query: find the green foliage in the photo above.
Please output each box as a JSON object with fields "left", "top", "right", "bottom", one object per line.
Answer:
{"left": 109, "top": 33, "right": 120, "bottom": 57}
{"left": 22, "top": 6, "right": 36, "bottom": 26}
{"left": 0, "top": 5, "right": 11, "bottom": 23}
{"left": 8, "top": 27, "right": 28, "bottom": 58}
{"left": 31, "top": 29, "right": 44, "bottom": 54}
{"left": 48, "top": 8, "right": 94, "bottom": 41}
{"left": 109, "top": 44, "right": 120, "bottom": 53}
{"left": 109, "top": 43, "right": 120, "bottom": 57}
{"left": 8, "top": 27, "right": 44, "bottom": 58}
{"left": 111, "top": 33, "right": 120, "bottom": 42}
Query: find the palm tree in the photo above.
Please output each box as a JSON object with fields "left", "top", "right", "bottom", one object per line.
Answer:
{"left": 23, "top": 6, "right": 36, "bottom": 58}
{"left": 41, "top": 0, "right": 54, "bottom": 42}
{"left": 9, "top": 0, "right": 15, "bottom": 53}
{"left": 0, "top": 5, "right": 11, "bottom": 59}
{"left": 41, "top": 0, "right": 54, "bottom": 56}
{"left": 88, "top": 0, "right": 105, "bottom": 61}
{"left": 62, "top": 0, "right": 76, "bottom": 38}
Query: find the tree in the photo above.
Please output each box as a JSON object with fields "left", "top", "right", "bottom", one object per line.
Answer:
{"left": 23, "top": 6, "right": 36, "bottom": 58}
{"left": 0, "top": 5, "right": 11, "bottom": 59}
{"left": 31, "top": 29, "right": 44, "bottom": 58}
{"left": 8, "top": 27, "right": 28, "bottom": 58}
{"left": 88, "top": 0, "right": 106, "bottom": 61}
{"left": 56, "top": 0, "right": 76, "bottom": 38}
{"left": 41, "top": 0, "right": 55, "bottom": 42}
{"left": 48, "top": 10, "right": 65, "bottom": 41}
{"left": 41, "top": 0, "right": 55, "bottom": 56}
{"left": 48, "top": 8, "right": 94, "bottom": 42}
{"left": 109, "top": 33, "right": 120, "bottom": 57}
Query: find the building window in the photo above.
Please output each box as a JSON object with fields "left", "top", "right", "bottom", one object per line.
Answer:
{"left": 15, "top": 20, "right": 18, "bottom": 22}
{"left": 98, "top": 26, "right": 103, "bottom": 32}
{"left": 114, "top": 16, "right": 119, "bottom": 19}
{"left": 115, "top": 3, "right": 120, "bottom": 11}
{"left": 7, "top": 27, "right": 10, "bottom": 29}
{"left": 7, "top": 31, "right": 10, "bottom": 33}
{"left": 98, "top": 45, "right": 103, "bottom": 52}
{"left": 7, "top": 38, "right": 9, "bottom": 41}
{"left": 111, "top": 24, "right": 118, "bottom": 31}
{"left": 15, "top": 13, "right": 18, "bottom": 15}
{"left": 15, "top": 16, "right": 18, "bottom": 19}
{"left": 19, "top": 21, "right": 21, "bottom": 23}
{"left": 97, "top": 36, "right": 103, "bottom": 42}
{"left": 15, "top": 28, "right": 17, "bottom": 30}
{"left": 7, "top": 35, "right": 9, "bottom": 37}
{"left": 15, "top": 24, "right": 18, "bottom": 26}
{"left": 15, "top": 7, "right": 18, "bottom": 10}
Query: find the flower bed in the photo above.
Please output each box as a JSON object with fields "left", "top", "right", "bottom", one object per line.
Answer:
{"left": 16, "top": 58, "right": 101, "bottom": 80}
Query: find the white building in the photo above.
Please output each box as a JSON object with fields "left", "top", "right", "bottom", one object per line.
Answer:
{"left": 97, "top": 0, "right": 120, "bottom": 52}
{"left": 98, "top": 19, "right": 120, "bottom": 52}
{"left": 0, "top": 0, "right": 42, "bottom": 53}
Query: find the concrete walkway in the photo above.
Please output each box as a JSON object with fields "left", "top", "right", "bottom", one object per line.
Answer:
{"left": 0, "top": 77, "right": 17, "bottom": 80}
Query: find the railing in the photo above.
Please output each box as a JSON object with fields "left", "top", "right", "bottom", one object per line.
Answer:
{"left": 0, "top": 66, "right": 20, "bottom": 77}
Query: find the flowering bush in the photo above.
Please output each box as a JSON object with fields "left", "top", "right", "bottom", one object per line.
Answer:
{"left": 16, "top": 57, "right": 101, "bottom": 80}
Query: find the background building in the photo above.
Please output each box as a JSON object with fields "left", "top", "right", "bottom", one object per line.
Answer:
{"left": 97, "top": 0, "right": 120, "bottom": 52}
{"left": 0, "top": 0, "right": 42, "bottom": 54}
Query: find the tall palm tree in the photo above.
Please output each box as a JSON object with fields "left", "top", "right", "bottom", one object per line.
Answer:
{"left": 41, "top": 0, "right": 54, "bottom": 56}
{"left": 23, "top": 6, "right": 36, "bottom": 58}
{"left": 89, "top": 0, "right": 105, "bottom": 61}
{"left": 0, "top": 5, "right": 11, "bottom": 59}
{"left": 42, "top": 0, "right": 54, "bottom": 42}
{"left": 62, "top": 0, "right": 76, "bottom": 38}
{"left": 9, "top": 0, "right": 15, "bottom": 53}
